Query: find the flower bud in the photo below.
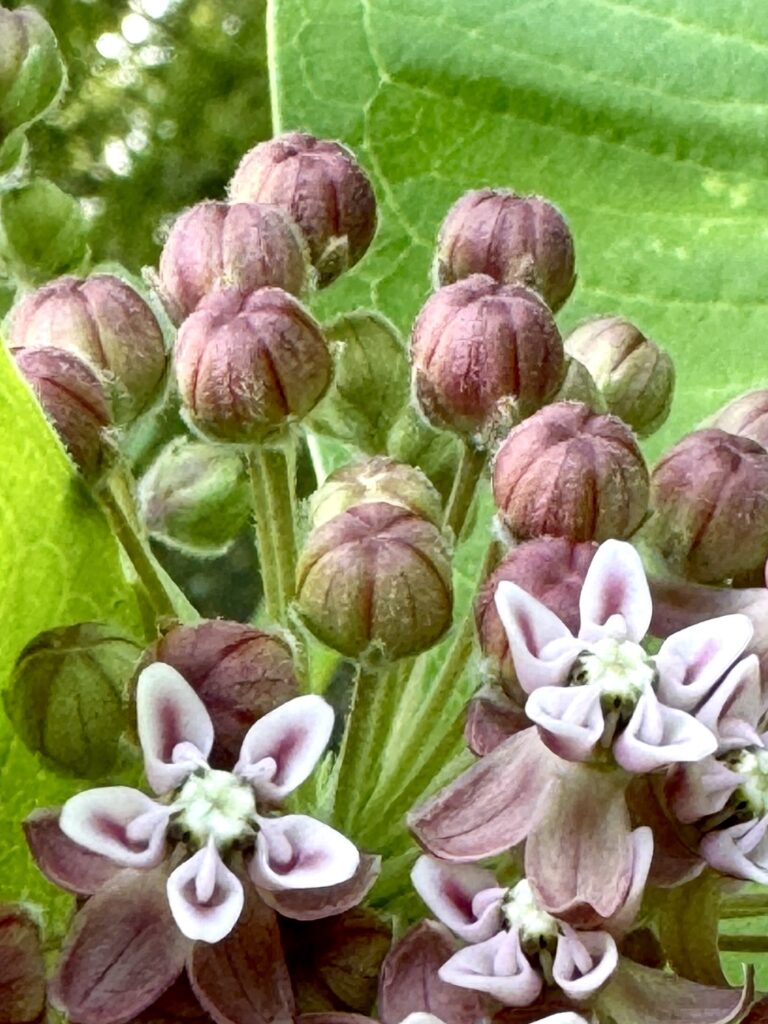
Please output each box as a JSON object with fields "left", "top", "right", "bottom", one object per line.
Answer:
{"left": 564, "top": 316, "right": 674, "bottom": 437}
{"left": 158, "top": 200, "right": 310, "bottom": 325}
{"left": 297, "top": 502, "right": 453, "bottom": 661}
{"left": 307, "top": 310, "right": 409, "bottom": 452}
{"left": 229, "top": 132, "right": 376, "bottom": 287}
{"left": 649, "top": 428, "right": 768, "bottom": 583}
{"left": 309, "top": 456, "right": 443, "bottom": 528}
{"left": 137, "top": 436, "right": 250, "bottom": 555}
{"left": 175, "top": 287, "right": 331, "bottom": 444}
{"left": 0, "top": 179, "right": 89, "bottom": 284}
{"left": 386, "top": 405, "right": 461, "bottom": 503}
{"left": 143, "top": 619, "right": 299, "bottom": 767}
{"left": 435, "top": 189, "right": 576, "bottom": 312}
{"left": 9, "top": 273, "right": 167, "bottom": 422}
{"left": 492, "top": 401, "right": 649, "bottom": 541}
{"left": 411, "top": 274, "right": 563, "bottom": 442}
{"left": 708, "top": 389, "right": 768, "bottom": 449}
{"left": 549, "top": 355, "right": 607, "bottom": 412}
{"left": 475, "top": 538, "right": 597, "bottom": 702}
{"left": 0, "top": 6, "right": 64, "bottom": 135}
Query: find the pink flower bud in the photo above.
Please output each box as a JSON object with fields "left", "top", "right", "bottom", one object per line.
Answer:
{"left": 410, "top": 274, "right": 564, "bottom": 441}
{"left": 229, "top": 133, "right": 376, "bottom": 287}
{"left": 174, "top": 287, "right": 331, "bottom": 443}
{"left": 297, "top": 502, "right": 453, "bottom": 661}
{"left": 309, "top": 456, "right": 443, "bottom": 528}
{"left": 492, "top": 401, "right": 649, "bottom": 541}
{"left": 709, "top": 389, "right": 768, "bottom": 450}
{"left": 649, "top": 428, "right": 768, "bottom": 583}
{"left": 158, "top": 200, "right": 310, "bottom": 325}
{"left": 435, "top": 189, "right": 576, "bottom": 311}
{"left": 12, "top": 346, "right": 111, "bottom": 478}
{"left": 9, "top": 274, "right": 167, "bottom": 423}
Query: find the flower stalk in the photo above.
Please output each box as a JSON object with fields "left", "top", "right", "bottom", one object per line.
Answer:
{"left": 442, "top": 441, "right": 487, "bottom": 540}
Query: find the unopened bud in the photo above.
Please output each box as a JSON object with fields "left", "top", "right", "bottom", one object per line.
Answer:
{"left": 230, "top": 132, "right": 376, "bottom": 287}
{"left": 387, "top": 405, "right": 461, "bottom": 503}
{"left": 411, "top": 274, "right": 563, "bottom": 442}
{"left": 492, "top": 401, "right": 649, "bottom": 541}
{"left": 435, "top": 189, "right": 576, "bottom": 312}
{"left": 143, "top": 620, "right": 299, "bottom": 767}
{"left": 12, "top": 346, "right": 111, "bottom": 479}
{"left": 297, "top": 502, "right": 452, "bottom": 661}
{"left": 310, "top": 456, "right": 442, "bottom": 528}
{"left": 0, "top": 6, "right": 64, "bottom": 134}
{"left": 649, "top": 428, "right": 768, "bottom": 583}
{"left": 0, "top": 179, "right": 88, "bottom": 284}
{"left": 564, "top": 316, "right": 674, "bottom": 437}
{"left": 549, "top": 355, "right": 607, "bottom": 412}
{"left": 708, "top": 389, "right": 768, "bottom": 450}
{"left": 158, "top": 200, "right": 310, "bottom": 325}
{"left": 137, "top": 436, "right": 250, "bottom": 555}
{"left": 307, "top": 310, "right": 409, "bottom": 452}
{"left": 176, "top": 287, "right": 330, "bottom": 444}
{"left": 9, "top": 273, "right": 167, "bottom": 422}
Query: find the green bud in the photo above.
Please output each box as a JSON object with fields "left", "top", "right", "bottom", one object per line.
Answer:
{"left": 549, "top": 355, "right": 607, "bottom": 412}
{"left": 386, "top": 404, "right": 461, "bottom": 503}
{"left": 138, "top": 436, "right": 250, "bottom": 556}
{"left": 0, "top": 179, "right": 89, "bottom": 284}
{"left": 0, "top": 126, "right": 28, "bottom": 180}
{"left": 307, "top": 311, "right": 409, "bottom": 453}
{"left": 3, "top": 622, "right": 140, "bottom": 778}
{"left": 309, "top": 456, "right": 443, "bottom": 528}
{"left": 0, "top": 6, "right": 65, "bottom": 135}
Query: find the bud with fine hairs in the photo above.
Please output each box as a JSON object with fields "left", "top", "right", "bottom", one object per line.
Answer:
{"left": 9, "top": 273, "right": 167, "bottom": 423}
{"left": 435, "top": 188, "right": 576, "bottom": 312}
{"left": 492, "top": 401, "right": 649, "bottom": 542}
{"left": 157, "top": 200, "right": 310, "bottom": 325}
{"left": 708, "top": 388, "right": 768, "bottom": 450}
{"left": 174, "top": 286, "right": 331, "bottom": 444}
{"left": 410, "top": 274, "right": 563, "bottom": 442}
{"left": 297, "top": 502, "right": 453, "bottom": 661}
{"left": 648, "top": 428, "right": 768, "bottom": 583}
{"left": 137, "top": 436, "right": 250, "bottom": 556}
{"left": 229, "top": 132, "right": 377, "bottom": 287}
{"left": 0, "top": 179, "right": 89, "bottom": 284}
{"left": 0, "top": 5, "right": 65, "bottom": 136}
{"left": 386, "top": 404, "right": 461, "bottom": 503}
{"left": 549, "top": 354, "right": 607, "bottom": 411}
{"left": 309, "top": 456, "right": 443, "bottom": 529}
{"left": 564, "top": 315, "right": 674, "bottom": 437}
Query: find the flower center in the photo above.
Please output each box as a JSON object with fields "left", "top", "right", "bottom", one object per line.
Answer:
{"left": 173, "top": 768, "right": 257, "bottom": 847}
{"left": 730, "top": 747, "right": 768, "bottom": 817}
{"left": 501, "top": 879, "right": 559, "bottom": 955}
{"left": 569, "top": 637, "right": 655, "bottom": 714}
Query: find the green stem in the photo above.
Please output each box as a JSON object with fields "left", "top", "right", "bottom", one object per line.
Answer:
{"left": 442, "top": 442, "right": 487, "bottom": 540}
{"left": 720, "top": 895, "right": 768, "bottom": 919}
{"left": 247, "top": 449, "right": 282, "bottom": 623}
{"left": 718, "top": 934, "right": 768, "bottom": 953}
{"left": 247, "top": 436, "right": 297, "bottom": 625}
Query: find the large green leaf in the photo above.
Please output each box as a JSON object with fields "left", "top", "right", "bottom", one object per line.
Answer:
{"left": 270, "top": 0, "right": 768, "bottom": 459}
{"left": 0, "top": 344, "right": 143, "bottom": 929}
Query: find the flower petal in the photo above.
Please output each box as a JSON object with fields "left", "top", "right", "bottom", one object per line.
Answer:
{"left": 167, "top": 840, "right": 244, "bottom": 943}
{"left": 0, "top": 904, "right": 46, "bottom": 1024}
{"left": 655, "top": 616, "right": 754, "bottom": 713}
{"left": 494, "top": 582, "right": 582, "bottom": 693}
{"left": 525, "top": 683, "right": 605, "bottom": 762}
{"left": 250, "top": 814, "right": 359, "bottom": 891}
{"left": 665, "top": 759, "right": 741, "bottom": 824}
{"left": 408, "top": 727, "right": 558, "bottom": 861}
{"left": 605, "top": 826, "right": 654, "bottom": 938}
{"left": 59, "top": 787, "right": 169, "bottom": 869}
{"left": 137, "top": 662, "right": 214, "bottom": 794}
{"left": 465, "top": 688, "right": 528, "bottom": 757}
{"left": 234, "top": 694, "right": 334, "bottom": 801}
{"left": 578, "top": 540, "right": 652, "bottom": 644}
{"left": 411, "top": 856, "right": 504, "bottom": 943}
{"left": 439, "top": 930, "right": 543, "bottom": 1006}
{"left": 257, "top": 852, "right": 380, "bottom": 921}
{"left": 24, "top": 808, "right": 123, "bottom": 896}
{"left": 695, "top": 654, "right": 764, "bottom": 752}
{"left": 700, "top": 815, "right": 768, "bottom": 884}
{"left": 552, "top": 928, "right": 618, "bottom": 1000}
{"left": 626, "top": 775, "right": 705, "bottom": 888}
{"left": 613, "top": 689, "right": 717, "bottom": 773}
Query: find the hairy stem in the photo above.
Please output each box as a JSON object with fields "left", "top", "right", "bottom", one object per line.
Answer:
{"left": 247, "top": 435, "right": 297, "bottom": 626}
{"left": 442, "top": 441, "right": 487, "bottom": 540}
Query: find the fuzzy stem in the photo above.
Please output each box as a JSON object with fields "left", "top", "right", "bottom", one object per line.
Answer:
{"left": 442, "top": 442, "right": 487, "bottom": 540}
{"left": 718, "top": 934, "right": 768, "bottom": 952}
{"left": 720, "top": 894, "right": 768, "bottom": 919}
{"left": 247, "top": 436, "right": 297, "bottom": 625}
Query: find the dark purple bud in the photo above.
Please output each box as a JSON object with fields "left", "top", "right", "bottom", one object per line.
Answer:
{"left": 0, "top": 903, "right": 46, "bottom": 1024}
{"left": 435, "top": 189, "right": 576, "bottom": 312}
{"left": 709, "top": 389, "right": 768, "bottom": 450}
{"left": 229, "top": 132, "right": 376, "bottom": 287}
{"left": 309, "top": 456, "right": 443, "bottom": 528}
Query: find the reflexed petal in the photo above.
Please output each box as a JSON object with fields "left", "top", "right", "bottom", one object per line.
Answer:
{"left": 257, "top": 852, "right": 380, "bottom": 921}
{"left": 24, "top": 808, "right": 122, "bottom": 895}
{"left": 605, "top": 826, "right": 654, "bottom": 938}
{"left": 411, "top": 856, "right": 504, "bottom": 942}
{"left": 700, "top": 816, "right": 768, "bottom": 884}
{"left": 234, "top": 694, "right": 334, "bottom": 800}
{"left": 655, "top": 617, "right": 754, "bottom": 713}
{"left": 137, "top": 662, "right": 214, "bottom": 794}
{"left": 578, "top": 540, "right": 652, "bottom": 644}
{"left": 250, "top": 814, "right": 359, "bottom": 891}
{"left": 626, "top": 775, "right": 705, "bottom": 889}
{"left": 525, "top": 683, "right": 604, "bottom": 762}
{"left": 613, "top": 689, "right": 717, "bottom": 774}
{"left": 439, "top": 930, "right": 542, "bottom": 1006}
{"left": 59, "top": 787, "right": 169, "bottom": 868}
{"left": 167, "top": 840, "right": 244, "bottom": 942}
{"left": 494, "top": 582, "right": 582, "bottom": 693}
{"left": 465, "top": 688, "right": 528, "bottom": 757}
{"left": 552, "top": 928, "right": 618, "bottom": 1000}
{"left": 0, "top": 904, "right": 46, "bottom": 1023}
{"left": 696, "top": 655, "right": 764, "bottom": 752}
{"left": 533, "top": 1017, "right": 590, "bottom": 1024}
{"left": 665, "top": 760, "right": 741, "bottom": 824}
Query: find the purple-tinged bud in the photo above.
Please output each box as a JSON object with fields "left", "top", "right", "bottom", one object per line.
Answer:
{"left": 475, "top": 537, "right": 597, "bottom": 702}
{"left": 649, "top": 428, "right": 768, "bottom": 583}
{"left": 435, "top": 189, "right": 576, "bottom": 312}
{"left": 296, "top": 502, "right": 453, "bottom": 661}
{"left": 493, "top": 401, "right": 649, "bottom": 542}
{"left": 158, "top": 200, "right": 310, "bottom": 325}
{"left": 564, "top": 316, "right": 674, "bottom": 437}
{"left": 0, "top": 6, "right": 64, "bottom": 135}
{"left": 411, "top": 274, "right": 564, "bottom": 442}
{"left": 310, "top": 456, "right": 443, "bottom": 529}
{"left": 9, "top": 274, "right": 167, "bottom": 423}
{"left": 142, "top": 619, "right": 299, "bottom": 767}
{"left": 175, "top": 286, "right": 331, "bottom": 444}
{"left": 229, "top": 132, "right": 376, "bottom": 287}
{"left": 0, "top": 903, "right": 46, "bottom": 1022}
{"left": 708, "top": 389, "right": 768, "bottom": 450}
{"left": 549, "top": 355, "right": 607, "bottom": 412}
{"left": 12, "top": 346, "right": 111, "bottom": 479}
